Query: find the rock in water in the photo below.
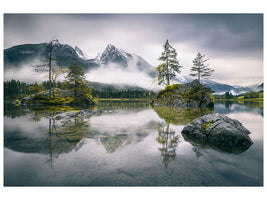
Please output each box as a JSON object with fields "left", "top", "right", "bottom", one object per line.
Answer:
{"left": 152, "top": 80, "right": 214, "bottom": 108}
{"left": 181, "top": 113, "right": 253, "bottom": 153}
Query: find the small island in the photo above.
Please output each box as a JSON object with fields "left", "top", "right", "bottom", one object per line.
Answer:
{"left": 151, "top": 80, "right": 214, "bottom": 108}
{"left": 150, "top": 40, "right": 215, "bottom": 108}
{"left": 19, "top": 62, "right": 97, "bottom": 107}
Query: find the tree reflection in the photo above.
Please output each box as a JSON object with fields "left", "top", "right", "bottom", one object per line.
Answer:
{"left": 156, "top": 123, "right": 180, "bottom": 168}
{"left": 44, "top": 110, "right": 90, "bottom": 167}
{"left": 4, "top": 106, "right": 92, "bottom": 168}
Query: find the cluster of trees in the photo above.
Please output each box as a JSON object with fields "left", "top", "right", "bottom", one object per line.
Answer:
{"left": 4, "top": 80, "right": 29, "bottom": 99}
{"left": 214, "top": 91, "right": 263, "bottom": 100}
{"left": 156, "top": 40, "right": 214, "bottom": 86}
{"left": 30, "top": 38, "right": 92, "bottom": 101}
{"left": 244, "top": 91, "right": 263, "bottom": 99}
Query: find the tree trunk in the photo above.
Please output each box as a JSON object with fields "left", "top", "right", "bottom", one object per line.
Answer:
{"left": 166, "top": 59, "right": 170, "bottom": 85}
{"left": 48, "top": 46, "right": 52, "bottom": 99}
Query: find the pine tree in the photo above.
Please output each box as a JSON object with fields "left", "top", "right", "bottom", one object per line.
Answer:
{"left": 156, "top": 40, "right": 182, "bottom": 86}
{"left": 190, "top": 52, "right": 214, "bottom": 82}
{"left": 65, "top": 63, "right": 91, "bottom": 98}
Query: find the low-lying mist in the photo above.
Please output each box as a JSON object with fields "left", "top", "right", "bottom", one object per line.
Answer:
{"left": 86, "top": 63, "right": 162, "bottom": 91}
{"left": 4, "top": 62, "right": 47, "bottom": 83}
{"left": 4, "top": 61, "right": 163, "bottom": 91}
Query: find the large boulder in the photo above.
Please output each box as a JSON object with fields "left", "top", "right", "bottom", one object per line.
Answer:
{"left": 152, "top": 80, "right": 214, "bottom": 108}
{"left": 181, "top": 113, "right": 253, "bottom": 153}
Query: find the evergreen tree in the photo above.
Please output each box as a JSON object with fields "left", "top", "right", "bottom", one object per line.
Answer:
{"left": 65, "top": 63, "right": 91, "bottom": 98}
{"left": 156, "top": 40, "right": 182, "bottom": 86}
{"left": 190, "top": 52, "right": 214, "bottom": 82}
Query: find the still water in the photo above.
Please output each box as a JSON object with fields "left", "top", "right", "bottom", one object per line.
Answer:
{"left": 4, "top": 101, "right": 263, "bottom": 186}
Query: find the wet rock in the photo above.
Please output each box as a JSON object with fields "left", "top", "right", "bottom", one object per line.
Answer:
{"left": 181, "top": 113, "right": 253, "bottom": 153}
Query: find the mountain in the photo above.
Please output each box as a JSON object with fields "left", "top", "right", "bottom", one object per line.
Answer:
{"left": 97, "top": 44, "right": 155, "bottom": 75}
{"left": 99, "top": 44, "right": 132, "bottom": 67}
{"left": 4, "top": 39, "right": 98, "bottom": 70}
{"left": 4, "top": 41, "right": 154, "bottom": 76}
{"left": 75, "top": 46, "right": 88, "bottom": 60}
{"left": 248, "top": 83, "right": 264, "bottom": 92}
{"left": 174, "top": 77, "right": 258, "bottom": 95}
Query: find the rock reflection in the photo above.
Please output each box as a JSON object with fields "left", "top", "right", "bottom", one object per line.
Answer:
{"left": 156, "top": 123, "right": 180, "bottom": 168}
{"left": 182, "top": 133, "right": 251, "bottom": 155}
{"left": 153, "top": 106, "right": 214, "bottom": 125}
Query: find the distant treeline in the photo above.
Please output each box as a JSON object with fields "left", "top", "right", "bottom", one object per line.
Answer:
{"left": 4, "top": 79, "right": 156, "bottom": 100}
{"left": 214, "top": 91, "right": 263, "bottom": 100}
{"left": 91, "top": 88, "right": 155, "bottom": 99}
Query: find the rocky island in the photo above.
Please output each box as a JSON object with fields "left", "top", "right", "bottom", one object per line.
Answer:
{"left": 151, "top": 80, "right": 214, "bottom": 108}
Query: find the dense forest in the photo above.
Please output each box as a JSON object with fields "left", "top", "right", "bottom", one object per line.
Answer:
{"left": 4, "top": 79, "right": 156, "bottom": 101}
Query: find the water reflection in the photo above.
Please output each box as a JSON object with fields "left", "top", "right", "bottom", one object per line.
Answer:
{"left": 214, "top": 100, "right": 263, "bottom": 116}
{"left": 153, "top": 106, "right": 214, "bottom": 125}
{"left": 89, "top": 109, "right": 159, "bottom": 153}
{"left": 4, "top": 104, "right": 160, "bottom": 165}
{"left": 156, "top": 123, "right": 180, "bottom": 167}
{"left": 4, "top": 100, "right": 263, "bottom": 186}
{"left": 97, "top": 100, "right": 149, "bottom": 111}
{"left": 4, "top": 105, "right": 93, "bottom": 167}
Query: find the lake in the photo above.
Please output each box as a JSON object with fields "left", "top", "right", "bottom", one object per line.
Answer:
{"left": 4, "top": 101, "right": 263, "bottom": 186}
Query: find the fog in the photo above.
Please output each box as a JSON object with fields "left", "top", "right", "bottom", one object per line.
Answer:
{"left": 4, "top": 64, "right": 46, "bottom": 83}
{"left": 4, "top": 60, "right": 164, "bottom": 91}
{"left": 86, "top": 63, "right": 163, "bottom": 91}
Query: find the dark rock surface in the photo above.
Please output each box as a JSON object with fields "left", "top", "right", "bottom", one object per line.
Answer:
{"left": 181, "top": 113, "right": 253, "bottom": 153}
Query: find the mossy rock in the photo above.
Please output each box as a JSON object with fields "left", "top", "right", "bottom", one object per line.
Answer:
{"left": 153, "top": 80, "right": 214, "bottom": 108}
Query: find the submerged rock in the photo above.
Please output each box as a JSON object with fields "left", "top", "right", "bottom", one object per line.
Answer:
{"left": 53, "top": 109, "right": 102, "bottom": 120}
{"left": 181, "top": 113, "right": 253, "bottom": 153}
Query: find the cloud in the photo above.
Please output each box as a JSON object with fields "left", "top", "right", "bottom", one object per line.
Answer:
{"left": 4, "top": 60, "right": 67, "bottom": 83}
{"left": 4, "top": 63, "right": 47, "bottom": 83}
{"left": 86, "top": 63, "right": 162, "bottom": 91}
{"left": 4, "top": 14, "right": 263, "bottom": 86}
{"left": 210, "top": 57, "right": 263, "bottom": 86}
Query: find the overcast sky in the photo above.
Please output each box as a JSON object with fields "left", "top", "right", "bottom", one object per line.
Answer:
{"left": 4, "top": 14, "right": 263, "bottom": 86}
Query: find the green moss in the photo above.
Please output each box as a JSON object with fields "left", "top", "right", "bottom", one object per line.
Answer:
{"left": 154, "top": 81, "right": 214, "bottom": 107}
{"left": 156, "top": 84, "right": 182, "bottom": 99}
{"left": 203, "top": 122, "right": 211, "bottom": 130}
{"left": 31, "top": 95, "right": 74, "bottom": 105}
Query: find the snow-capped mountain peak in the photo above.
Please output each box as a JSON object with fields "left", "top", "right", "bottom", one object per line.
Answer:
{"left": 100, "top": 44, "right": 131, "bottom": 66}
{"left": 75, "top": 46, "right": 88, "bottom": 60}
{"left": 51, "top": 39, "right": 59, "bottom": 45}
